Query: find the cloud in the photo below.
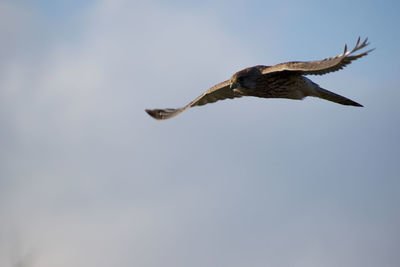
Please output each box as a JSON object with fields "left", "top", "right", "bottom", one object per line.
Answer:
{"left": 0, "top": 1, "right": 256, "bottom": 266}
{"left": 1, "top": 1, "right": 400, "bottom": 267}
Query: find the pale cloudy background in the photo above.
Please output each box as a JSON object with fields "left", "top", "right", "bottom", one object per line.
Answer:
{"left": 1, "top": 0, "right": 399, "bottom": 266}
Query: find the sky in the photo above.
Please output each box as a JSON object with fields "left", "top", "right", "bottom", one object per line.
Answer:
{"left": 1, "top": 0, "right": 400, "bottom": 267}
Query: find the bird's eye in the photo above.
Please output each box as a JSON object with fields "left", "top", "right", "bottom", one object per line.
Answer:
{"left": 237, "top": 77, "right": 243, "bottom": 82}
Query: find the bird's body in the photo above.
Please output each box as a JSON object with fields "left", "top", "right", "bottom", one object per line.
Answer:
{"left": 230, "top": 65, "right": 362, "bottom": 106}
{"left": 231, "top": 66, "right": 311, "bottom": 99}
{"left": 146, "top": 37, "right": 373, "bottom": 120}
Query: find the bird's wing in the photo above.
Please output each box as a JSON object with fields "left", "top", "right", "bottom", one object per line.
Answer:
{"left": 262, "top": 37, "right": 374, "bottom": 76}
{"left": 146, "top": 79, "right": 241, "bottom": 120}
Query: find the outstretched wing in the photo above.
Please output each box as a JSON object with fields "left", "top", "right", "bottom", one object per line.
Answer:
{"left": 146, "top": 79, "right": 241, "bottom": 120}
{"left": 262, "top": 37, "right": 374, "bottom": 76}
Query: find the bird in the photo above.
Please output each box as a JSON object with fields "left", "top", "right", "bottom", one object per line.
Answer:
{"left": 146, "top": 37, "right": 373, "bottom": 120}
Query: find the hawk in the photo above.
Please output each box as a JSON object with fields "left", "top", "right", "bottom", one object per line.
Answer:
{"left": 146, "top": 37, "right": 373, "bottom": 120}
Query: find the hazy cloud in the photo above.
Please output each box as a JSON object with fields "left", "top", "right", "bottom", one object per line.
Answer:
{"left": 1, "top": 1, "right": 399, "bottom": 267}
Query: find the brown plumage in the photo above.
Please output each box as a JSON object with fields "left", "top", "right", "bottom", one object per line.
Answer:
{"left": 146, "top": 37, "right": 373, "bottom": 120}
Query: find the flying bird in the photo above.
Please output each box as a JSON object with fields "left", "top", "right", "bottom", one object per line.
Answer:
{"left": 146, "top": 37, "right": 373, "bottom": 120}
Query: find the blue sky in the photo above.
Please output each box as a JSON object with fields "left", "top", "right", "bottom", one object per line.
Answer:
{"left": 1, "top": 1, "right": 400, "bottom": 267}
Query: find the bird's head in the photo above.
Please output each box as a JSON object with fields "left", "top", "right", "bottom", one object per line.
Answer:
{"left": 230, "top": 67, "right": 262, "bottom": 91}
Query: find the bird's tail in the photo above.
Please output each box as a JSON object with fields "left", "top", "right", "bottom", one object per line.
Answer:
{"left": 145, "top": 107, "right": 185, "bottom": 120}
{"left": 313, "top": 87, "right": 363, "bottom": 107}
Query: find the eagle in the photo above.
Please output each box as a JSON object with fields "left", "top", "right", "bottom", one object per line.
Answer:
{"left": 146, "top": 37, "right": 373, "bottom": 120}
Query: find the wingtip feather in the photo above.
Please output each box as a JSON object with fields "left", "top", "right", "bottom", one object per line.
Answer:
{"left": 145, "top": 108, "right": 183, "bottom": 120}
{"left": 145, "top": 109, "right": 161, "bottom": 120}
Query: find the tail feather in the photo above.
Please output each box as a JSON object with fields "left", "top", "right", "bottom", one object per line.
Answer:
{"left": 314, "top": 87, "right": 363, "bottom": 107}
{"left": 145, "top": 108, "right": 185, "bottom": 120}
